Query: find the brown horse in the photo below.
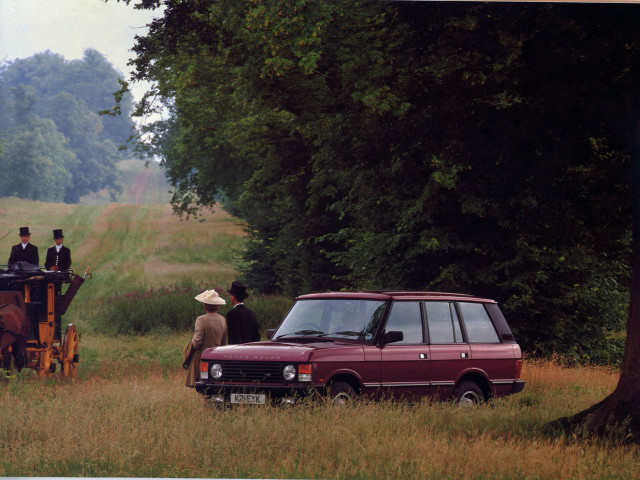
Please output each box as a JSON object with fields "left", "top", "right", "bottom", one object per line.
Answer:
{"left": 0, "top": 304, "right": 29, "bottom": 372}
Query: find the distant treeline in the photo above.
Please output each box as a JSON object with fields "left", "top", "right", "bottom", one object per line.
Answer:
{"left": 0, "top": 49, "right": 138, "bottom": 202}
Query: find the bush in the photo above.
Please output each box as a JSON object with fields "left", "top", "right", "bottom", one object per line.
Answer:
{"left": 92, "top": 282, "right": 203, "bottom": 335}
{"left": 245, "top": 295, "right": 293, "bottom": 332}
{"left": 92, "top": 282, "right": 293, "bottom": 336}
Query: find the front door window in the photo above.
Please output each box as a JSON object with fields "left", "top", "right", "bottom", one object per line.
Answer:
{"left": 383, "top": 301, "right": 423, "bottom": 344}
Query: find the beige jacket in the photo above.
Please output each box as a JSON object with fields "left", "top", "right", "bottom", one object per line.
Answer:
{"left": 185, "top": 312, "right": 227, "bottom": 387}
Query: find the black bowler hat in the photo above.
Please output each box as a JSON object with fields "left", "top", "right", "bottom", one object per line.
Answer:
{"left": 19, "top": 226, "right": 30, "bottom": 236}
{"left": 227, "top": 281, "right": 249, "bottom": 301}
{"left": 53, "top": 229, "right": 64, "bottom": 239}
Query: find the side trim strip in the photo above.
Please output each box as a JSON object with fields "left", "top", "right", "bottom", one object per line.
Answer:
{"left": 491, "top": 380, "right": 518, "bottom": 385}
{"left": 363, "top": 382, "right": 432, "bottom": 388}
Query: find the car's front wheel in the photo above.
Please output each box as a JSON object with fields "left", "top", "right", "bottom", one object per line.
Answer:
{"left": 454, "top": 380, "right": 485, "bottom": 405}
{"left": 329, "top": 381, "right": 357, "bottom": 405}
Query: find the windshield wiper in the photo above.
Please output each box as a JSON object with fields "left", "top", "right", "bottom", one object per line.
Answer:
{"left": 329, "top": 330, "right": 362, "bottom": 337}
{"left": 275, "top": 329, "right": 324, "bottom": 339}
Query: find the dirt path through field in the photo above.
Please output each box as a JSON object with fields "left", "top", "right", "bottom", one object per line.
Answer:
{"left": 70, "top": 200, "right": 244, "bottom": 292}
{"left": 72, "top": 203, "right": 124, "bottom": 266}
{"left": 129, "top": 167, "right": 153, "bottom": 204}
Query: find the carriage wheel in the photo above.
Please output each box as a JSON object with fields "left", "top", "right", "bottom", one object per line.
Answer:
{"left": 61, "top": 324, "right": 79, "bottom": 378}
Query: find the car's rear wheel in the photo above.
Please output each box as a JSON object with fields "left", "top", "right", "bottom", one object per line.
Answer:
{"left": 454, "top": 380, "right": 485, "bottom": 405}
{"left": 329, "top": 381, "right": 356, "bottom": 405}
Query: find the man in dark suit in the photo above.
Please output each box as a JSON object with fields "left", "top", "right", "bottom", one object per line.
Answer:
{"left": 226, "top": 281, "right": 260, "bottom": 344}
{"left": 45, "top": 229, "right": 72, "bottom": 271}
{"left": 8, "top": 226, "right": 39, "bottom": 266}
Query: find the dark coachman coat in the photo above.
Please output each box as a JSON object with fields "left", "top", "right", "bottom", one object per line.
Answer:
{"left": 8, "top": 243, "right": 39, "bottom": 266}
{"left": 45, "top": 245, "right": 72, "bottom": 271}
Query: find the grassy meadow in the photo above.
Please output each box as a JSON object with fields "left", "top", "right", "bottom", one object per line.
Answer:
{"left": 0, "top": 160, "right": 639, "bottom": 479}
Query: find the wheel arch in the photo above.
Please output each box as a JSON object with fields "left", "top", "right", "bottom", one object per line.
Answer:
{"left": 326, "top": 372, "right": 363, "bottom": 395}
{"left": 455, "top": 370, "right": 492, "bottom": 400}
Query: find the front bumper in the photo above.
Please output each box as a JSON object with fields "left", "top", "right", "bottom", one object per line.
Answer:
{"left": 194, "top": 381, "right": 325, "bottom": 404}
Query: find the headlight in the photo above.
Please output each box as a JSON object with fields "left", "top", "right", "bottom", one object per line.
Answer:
{"left": 283, "top": 364, "right": 296, "bottom": 381}
{"left": 210, "top": 363, "right": 223, "bottom": 379}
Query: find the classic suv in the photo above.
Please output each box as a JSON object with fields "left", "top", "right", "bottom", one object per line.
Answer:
{"left": 195, "top": 291, "right": 525, "bottom": 406}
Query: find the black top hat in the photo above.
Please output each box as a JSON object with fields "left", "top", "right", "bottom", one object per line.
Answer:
{"left": 19, "top": 226, "right": 31, "bottom": 236}
{"left": 227, "top": 281, "right": 249, "bottom": 301}
{"left": 53, "top": 229, "right": 64, "bottom": 239}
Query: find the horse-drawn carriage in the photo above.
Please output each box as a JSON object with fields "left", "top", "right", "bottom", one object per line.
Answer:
{"left": 0, "top": 261, "right": 90, "bottom": 378}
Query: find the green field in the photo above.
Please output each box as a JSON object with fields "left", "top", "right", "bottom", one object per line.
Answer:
{"left": 0, "top": 161, "right": 638, "bottom": 479}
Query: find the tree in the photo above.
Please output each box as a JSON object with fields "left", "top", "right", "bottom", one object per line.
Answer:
{"left": 0, "top": 50, "right": 136, "bottom": 150}
{"left": 125, "top": 1, "right": 634, "bottom": 365}
{"left": 42, "top": 91, "right": 120, "bottom": 202}
{"left": 0, "top": 118, "right": 75, "bottom": 202}
{"left": 0, "top": 50, "right": 130, "bottom": 201}
{"left": 548, "top": 118, "right": 640, "bottom": 443}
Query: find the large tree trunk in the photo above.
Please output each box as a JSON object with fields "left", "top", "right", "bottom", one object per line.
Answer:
{"left": 549, "top": 123, "right": 640, "bottom": 443}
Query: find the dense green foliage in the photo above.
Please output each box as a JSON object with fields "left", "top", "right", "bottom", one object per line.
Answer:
{"left": 0, "top": 50, "right": 138, "bottom": 202}
{"left": 124, "top": 0, "right": 640, "bottom": 363}
{"left": 92, "top": 282, "right": 291, "bottom": 335}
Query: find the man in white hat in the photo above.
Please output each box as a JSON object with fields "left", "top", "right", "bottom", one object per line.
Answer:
{"left": 184, "top": 289, "right": 227, "bottom": 388}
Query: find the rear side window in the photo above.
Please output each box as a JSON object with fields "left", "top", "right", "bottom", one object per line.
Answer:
{"left": 425, "top": 301, "right": 464, "bottom": 344}
{"left": 384, "top": 301, "right": 423, "bottom": 344}
{"left": 459, "top": 302, "right": 500, "bottom": 343}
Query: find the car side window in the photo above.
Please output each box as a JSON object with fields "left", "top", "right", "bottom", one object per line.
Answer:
{"left": 384, "top": 301, "right": 423, "bottom": 344}
{"left": 425, "top": 301, "right": 464, "bottom": 344}
{"left": 458, "top": 302, "right": 500, "bottom": 343}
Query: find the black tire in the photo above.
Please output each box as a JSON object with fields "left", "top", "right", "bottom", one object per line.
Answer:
{"left": 329, "top": 381, "right": 357, "bottom": 406}
{"left": 454, "top": 380, "right": 485, "bottom": 405}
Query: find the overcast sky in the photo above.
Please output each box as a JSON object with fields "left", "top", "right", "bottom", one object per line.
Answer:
{"left": 0, "top": 0, "right": 163, "bottom": 105}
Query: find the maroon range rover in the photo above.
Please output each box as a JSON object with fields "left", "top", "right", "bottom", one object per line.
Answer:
{"left": 195, "top": 291, "right": 525, "bottom": 406}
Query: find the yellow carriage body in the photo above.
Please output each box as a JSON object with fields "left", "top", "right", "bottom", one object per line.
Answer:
{"left": 0, "top": 268, "right": 83, "bottom": 378}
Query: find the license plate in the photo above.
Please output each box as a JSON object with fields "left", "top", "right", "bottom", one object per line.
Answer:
{"left": 230, "top": 393, "right": 266, "bottom": 405}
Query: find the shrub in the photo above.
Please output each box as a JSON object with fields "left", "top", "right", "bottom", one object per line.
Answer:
{"left": 246, "top": 295, "right": 293, "bottom": 332}
{"left": 92, "top": 282, "right": 292, "bottom": 336}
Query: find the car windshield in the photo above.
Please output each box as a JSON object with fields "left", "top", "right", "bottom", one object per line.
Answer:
{"left": 274, "top": 298, "right": 387, "bottom": 343}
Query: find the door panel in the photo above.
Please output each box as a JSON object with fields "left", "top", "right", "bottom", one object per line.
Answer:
{"left": 379, "top": 345, "right": 430, "bottom": 400}
{"left": 378, "top": 301, "right": 429, "bottom": 400}
{"left": 429, "top": 344, "right": 471, "bottom": 400}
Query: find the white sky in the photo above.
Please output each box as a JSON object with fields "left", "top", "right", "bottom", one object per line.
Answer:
{"left": 0, "top": 0, "right": 163, "bottom": 108}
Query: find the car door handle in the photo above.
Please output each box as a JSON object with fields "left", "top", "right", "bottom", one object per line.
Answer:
{"left": 419, "top": 353, "right": 428, "bottom": 359}
{"left": 460, "top": 352, "right": 469, "bottom": 359}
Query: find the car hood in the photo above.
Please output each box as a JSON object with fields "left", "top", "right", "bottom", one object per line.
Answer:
{"left": 200, "top": 340, "right": 362, "bottom": 363}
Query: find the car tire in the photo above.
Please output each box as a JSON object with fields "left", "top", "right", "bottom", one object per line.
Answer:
{"left": 454, "top": 380, "right": 485, "bottom": 405}
{"left": 329, "top": 381, "right": 356, "bottom": 406}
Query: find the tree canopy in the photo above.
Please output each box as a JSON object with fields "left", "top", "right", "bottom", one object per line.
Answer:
{"left": 0, "top": 49, "right": 137, "bottom": 202}
{"left": 126, "top": 0, "right": 640, "bottom": 364}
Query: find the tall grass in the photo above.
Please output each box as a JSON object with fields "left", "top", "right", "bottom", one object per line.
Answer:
{"left": 0, "top": 196, "right": 247, "bottom": 326}
{"left": 0, "top": 357, "right": 636, "bottom": 479}
{"left": 2, "top": 179, "right": 638, "bottom": 479}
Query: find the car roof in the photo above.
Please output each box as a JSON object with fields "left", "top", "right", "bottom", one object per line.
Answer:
{"left": 296, "top": 290, "right": 497, "bottom": 304}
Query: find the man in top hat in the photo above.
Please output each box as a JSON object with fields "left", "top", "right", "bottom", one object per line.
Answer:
{"left": 226, "top": 281, "right": 260, "bottom": 344}
{"left": 45, "top": 229, "right": 72, "bottom": 271}
{"left": 8, "top": 226, "right": 39, "bottom": 266}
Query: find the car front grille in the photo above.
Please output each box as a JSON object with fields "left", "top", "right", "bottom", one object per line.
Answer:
{"left": 217, "top": 361, "right": 286, "bottom": 383}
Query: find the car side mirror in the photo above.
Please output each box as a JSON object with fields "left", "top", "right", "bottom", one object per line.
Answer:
{"left": 266, "top": 329, "right": 276, "bottom": 340}
{"left": 382, "top": 330, "right": 403, "bottom": 345}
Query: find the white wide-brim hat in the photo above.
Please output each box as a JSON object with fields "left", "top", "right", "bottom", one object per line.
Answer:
{"left": 195, "top": 289, "right": 226, "bottom": 305}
